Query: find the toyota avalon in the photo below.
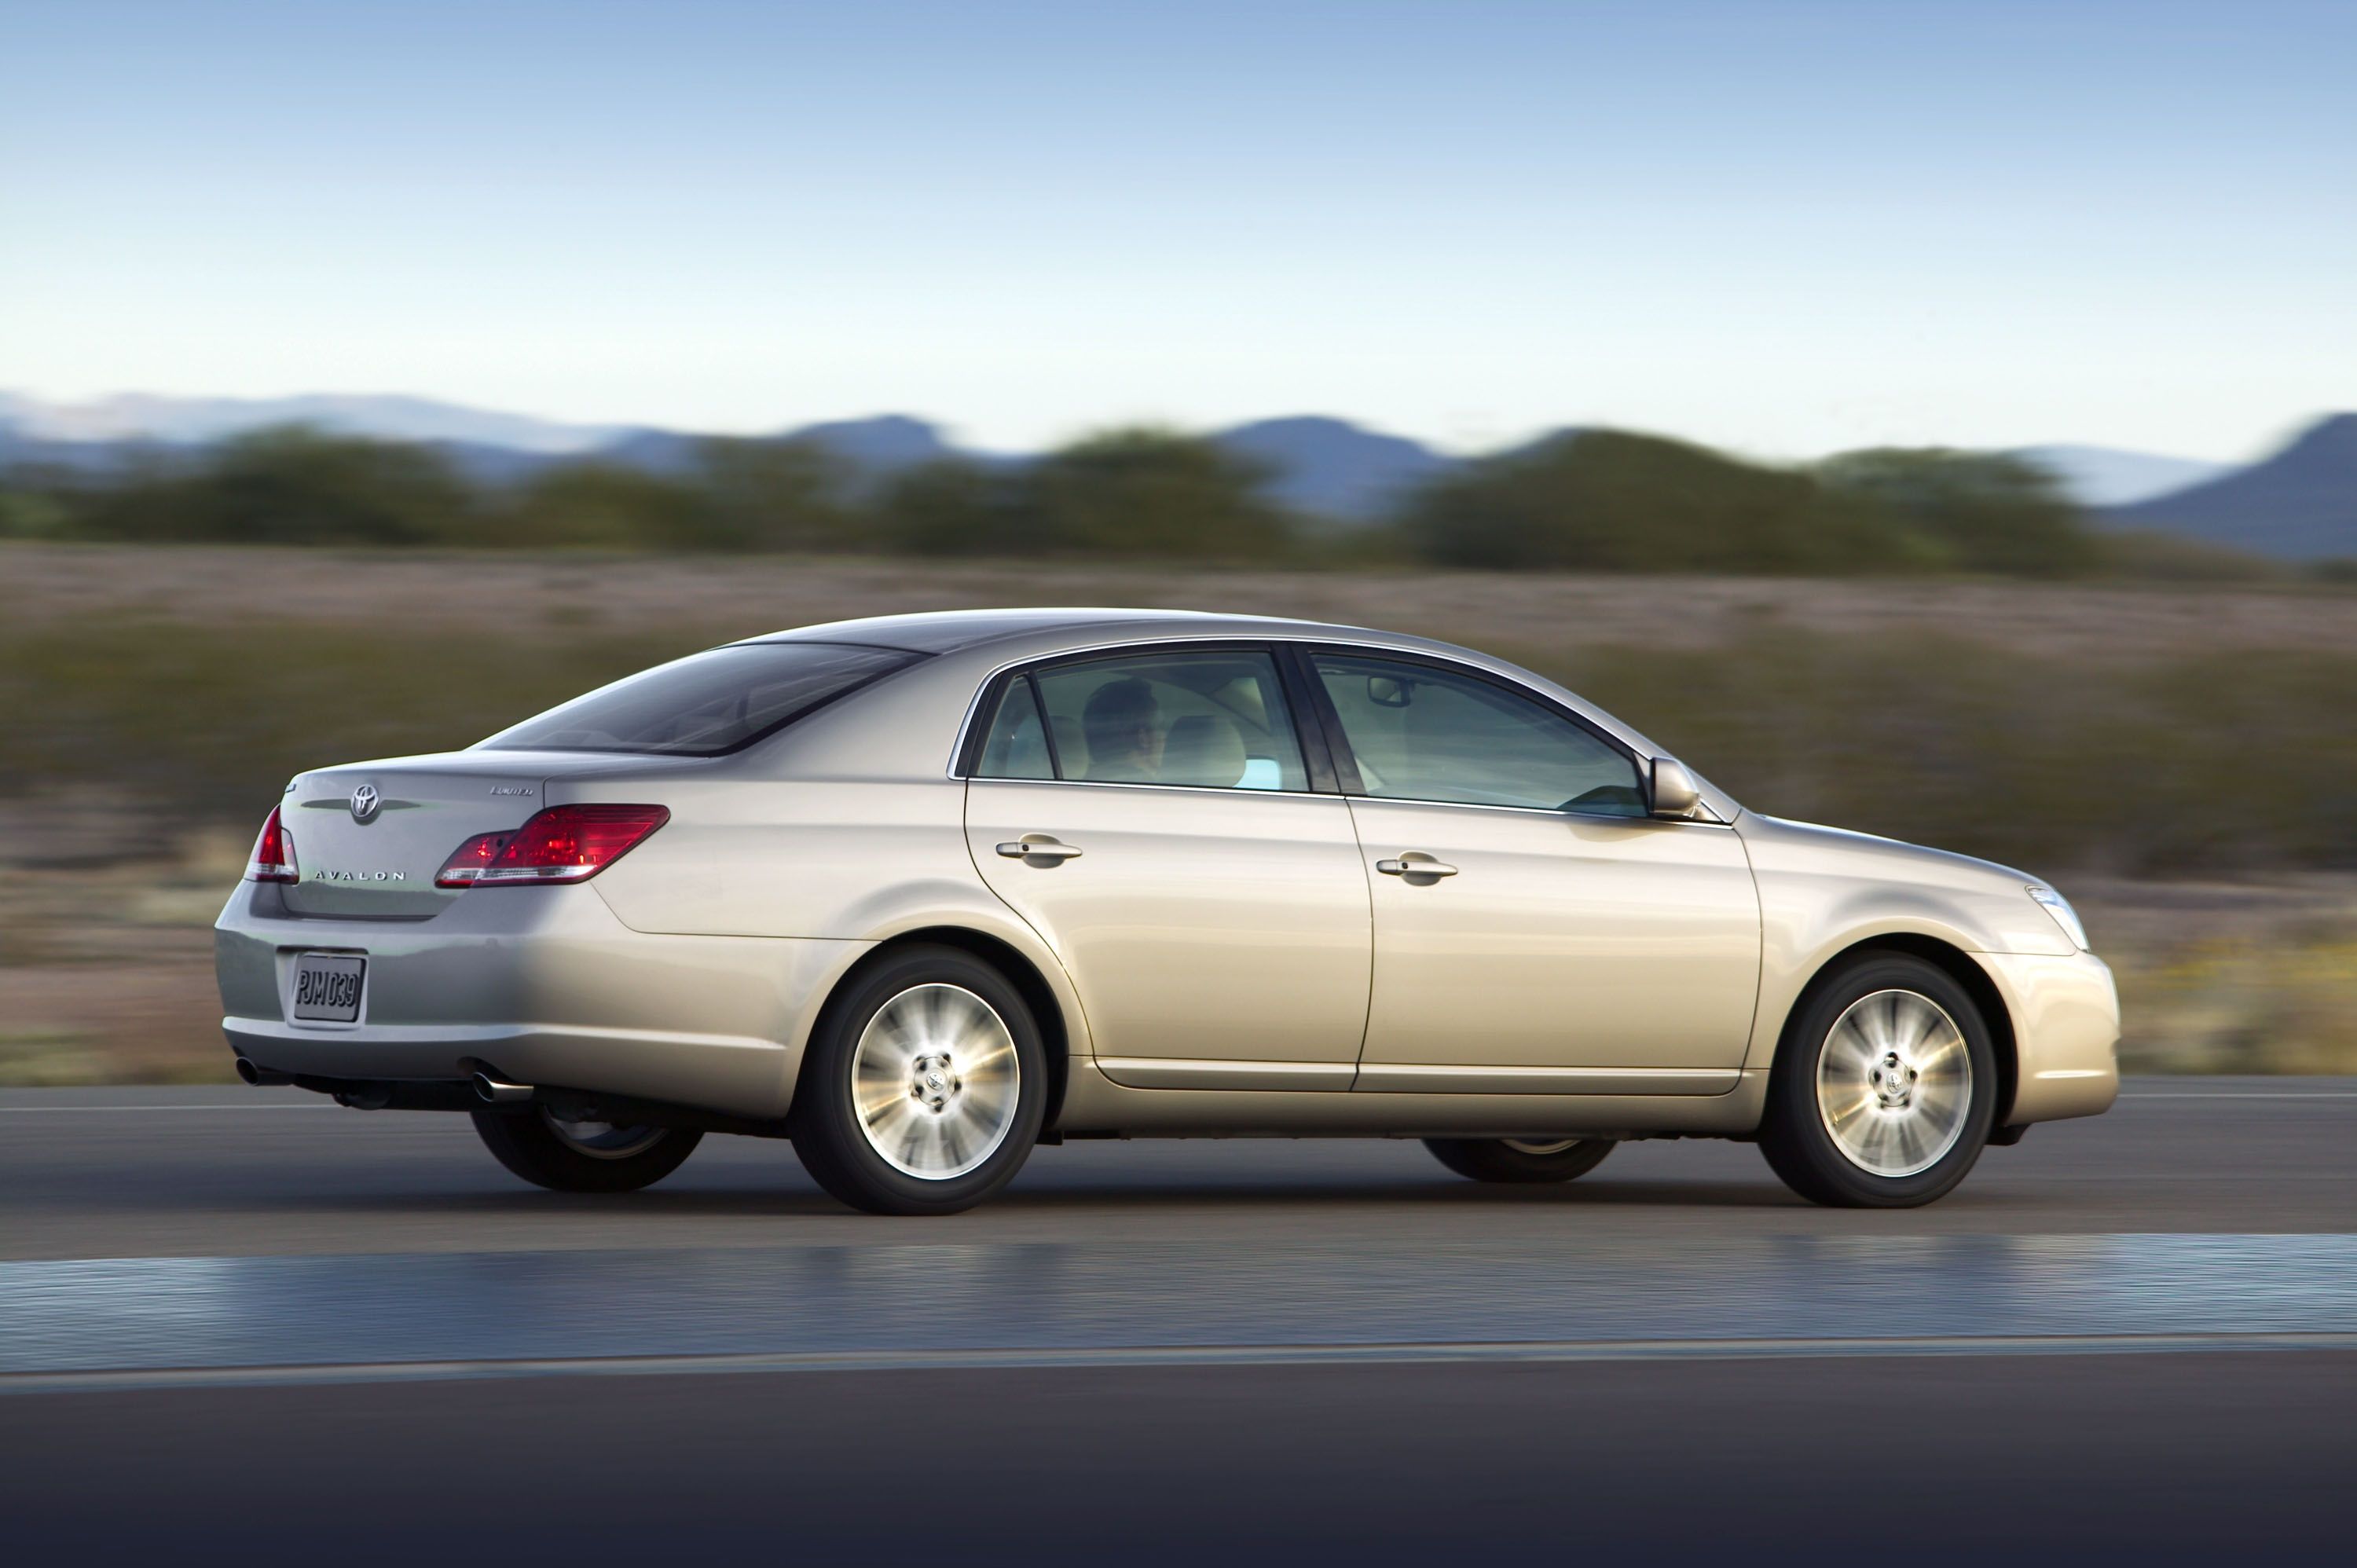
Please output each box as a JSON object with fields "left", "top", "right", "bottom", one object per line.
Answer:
{"left": 217, "top": 609, "right": 2119, "bottom": 1214}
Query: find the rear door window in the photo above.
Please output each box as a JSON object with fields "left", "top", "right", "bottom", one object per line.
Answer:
{"left": 981, "top": 648, "right": 1310, "bottom": 791}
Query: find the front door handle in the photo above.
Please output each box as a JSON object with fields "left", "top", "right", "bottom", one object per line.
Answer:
{"left": 997, "top": 834, "right": 1083, "bottom": 864}
{"left": 1376, "top": 852, "right": 1458, "bottom": 879}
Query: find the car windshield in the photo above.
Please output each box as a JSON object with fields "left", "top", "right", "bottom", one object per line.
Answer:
{"left": 479, "top": 642, "right": 920, "bottom": 756}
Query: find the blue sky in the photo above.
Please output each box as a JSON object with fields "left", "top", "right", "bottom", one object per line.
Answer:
{"left": 3, "top": 0, "right": 2351, "bottom": 456}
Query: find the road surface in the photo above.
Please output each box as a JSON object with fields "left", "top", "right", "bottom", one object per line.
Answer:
{"left": 4, "top": 1079, "right": 2352, "bottom": 1561}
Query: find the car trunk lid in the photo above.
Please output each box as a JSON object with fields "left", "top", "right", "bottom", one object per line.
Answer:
{"left": 276, "top": 751, "right": 682, "bottom": 918}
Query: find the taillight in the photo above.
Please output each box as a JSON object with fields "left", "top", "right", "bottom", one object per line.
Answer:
{"left": 247, "top": 806, "right": 299, "bottom": 884}
{"left": 434, "top": 830, "right": 515, "bottom": 888}
{"left": 436, "top": 804, "right": 669, "bottom": 888}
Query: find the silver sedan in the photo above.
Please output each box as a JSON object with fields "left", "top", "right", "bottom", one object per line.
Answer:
{"left": 217, "top": 610, "right": 2118, "bottom": 1213}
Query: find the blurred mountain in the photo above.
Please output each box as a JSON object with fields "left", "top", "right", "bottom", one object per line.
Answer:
{"left": 2106, "top": 415, "right": 2357, "bottom": 559}
{"left": 10, "top": 390, "right": 2352, "bottom": 542}
{"left": 1212, "top": 416, "right": 1450, "bottom": 520}
{"left": 578, "top": 416, "right": 963, "bottom": 485}
{"left": 0, "top": 391, "right": 625, "bottom": 453}
{"left": 786, "top": 415, "right": 959, "bottom": 473}
{"left": 2008, "top": 445, "right": 2232, "bottom": 507}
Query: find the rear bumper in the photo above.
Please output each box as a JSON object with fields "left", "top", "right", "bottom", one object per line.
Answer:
{"left": 1975, "top": 947, "right": 2121, "bottom": 1125}
{"left": 215, "top": 881, "right": 866, "bottom": 1119}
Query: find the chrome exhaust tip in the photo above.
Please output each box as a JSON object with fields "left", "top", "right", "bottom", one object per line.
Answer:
{"left": 472, "top": 1072, "right": 535, "bottom": 1105}
{"left": 235, "top": 1057, "right": 292, "bottom": 1087}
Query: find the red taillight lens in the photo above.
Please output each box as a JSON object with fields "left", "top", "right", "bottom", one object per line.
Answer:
{"left": 436, "top": 804, "right": 669, "bottom": 888}
{"left": 247, "top": 806, "right": 299, "bottom": 884}
{"left": 433, "top": 830, "right": 515, "bottom": 888}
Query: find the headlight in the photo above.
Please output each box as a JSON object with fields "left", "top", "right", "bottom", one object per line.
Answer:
{"left": 2027, "top": 885, "right": 2090, "bottom": 951}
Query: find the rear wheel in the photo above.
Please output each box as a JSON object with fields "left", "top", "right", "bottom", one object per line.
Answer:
{"left": 790, "top": 946, "right": 1047, "bottom": 1215}
{"left": 470, "top": 1105, "right": 702, "bottom": 1193}
{"left": 1423, "top": 1136, "right": 1615, "bottom": 1184}
{"left": 1758, "top": 953, "right": 1997, "bottom": 1208}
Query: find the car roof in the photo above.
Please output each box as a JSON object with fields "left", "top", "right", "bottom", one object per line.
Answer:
{"left": 739, "top": 607, "right": 1384, "bottom": 655}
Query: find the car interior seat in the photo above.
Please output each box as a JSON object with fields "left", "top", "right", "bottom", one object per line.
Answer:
{"left": 1160, "top": 714, "right": 1248, "bottom": 788}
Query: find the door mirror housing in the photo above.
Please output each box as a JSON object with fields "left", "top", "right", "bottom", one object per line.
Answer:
{"left": 1648, "top": 757, "right": 1703, "bottom": 820}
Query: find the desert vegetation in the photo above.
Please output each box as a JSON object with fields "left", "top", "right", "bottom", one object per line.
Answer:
{"left": 6, "top": 421, "right": 2313, "bottom": 579}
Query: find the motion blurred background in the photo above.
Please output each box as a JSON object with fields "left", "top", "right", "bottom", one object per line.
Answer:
{"left": 3, "top": 0, "right": 2352, "bottom": 1085}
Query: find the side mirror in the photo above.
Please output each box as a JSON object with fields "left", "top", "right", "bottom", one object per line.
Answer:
{"left": 1648, "top": 757, "right": 1702, "bottom": 820}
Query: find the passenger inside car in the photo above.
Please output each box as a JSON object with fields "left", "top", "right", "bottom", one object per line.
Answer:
{"left": 1080, "top": 677, "right": 1164, "bottom": 782}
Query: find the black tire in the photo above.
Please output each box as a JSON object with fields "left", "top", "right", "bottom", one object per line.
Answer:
{"left": 469, "top": 1106, "right": 702, "bottom": 1193}
{"left": 1423, "top": 1136, "right": 1616, "bottom": 1184}
{"left": 1758, "top": 952, "right": 1998, "bottom": 1208}
{"left": 790, "top": 945, "right": 1048, "bottom": 1216}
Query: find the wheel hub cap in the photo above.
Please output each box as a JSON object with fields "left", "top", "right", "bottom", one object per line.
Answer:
{"left": 852, "top": 984, "right": 1021, "bottom": 1181}
{"left": 1868, "top": 1050, "right": 1919, "bottom": 1109}
{"left": 1815, "top": 989, "right": 1972, "bottom": 1178}
{"left": 910, "top": 1053, "right": 960, "bottom": 1112}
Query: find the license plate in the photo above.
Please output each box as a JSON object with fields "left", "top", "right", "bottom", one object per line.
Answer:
{"left": 291, "top": 953, "right": 365, "bottom": 1023}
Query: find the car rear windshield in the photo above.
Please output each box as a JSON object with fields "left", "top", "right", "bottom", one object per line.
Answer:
{"left": 478, "top": 642, "right": 921, "bottom": 757}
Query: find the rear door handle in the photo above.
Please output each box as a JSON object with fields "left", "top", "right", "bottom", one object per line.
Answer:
{"left": 1376, "top": 853, "right": 1458, "bottom": 879}
{"left": 997, "top": 834, "right": 1083, "bottom": 863}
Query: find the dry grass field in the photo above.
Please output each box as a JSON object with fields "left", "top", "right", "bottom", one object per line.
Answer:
{"left": 5, "top": 540, "right": 2354, "bottom": 1083}
{"left": 10, "top": 540, "right": 2357, "bottom": 656}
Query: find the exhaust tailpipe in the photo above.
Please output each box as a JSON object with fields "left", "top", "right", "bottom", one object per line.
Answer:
{"left": 235, "top": 1057, "right": 293, "bottom": 1086}
{"left": 472, "top": 1072, "right": 535, "bottom": 1105}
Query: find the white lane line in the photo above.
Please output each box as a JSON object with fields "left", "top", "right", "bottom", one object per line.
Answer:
{"left": 7, "top": 1332, "right": 2355, "bottom": 1395}
{"left": 0, "top": 1105, "right": 332, "bottom": 1113}
{"left": 0, "top": 1104, "right": 332, "bottom": 1112}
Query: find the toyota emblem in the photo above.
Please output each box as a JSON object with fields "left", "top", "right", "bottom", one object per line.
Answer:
{"left": 349, "top": 783, "right": 382, "bottom": 823}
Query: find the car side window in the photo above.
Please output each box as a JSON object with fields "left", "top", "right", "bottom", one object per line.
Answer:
{"left": 974, "top": 675, "right": 1055, "bottom": 780}
{"left": 1312, "top": 653, "right": 1646, "bottom": 815}
{"left": 1014, "top": 649, "right": 1310, "bottom": 792}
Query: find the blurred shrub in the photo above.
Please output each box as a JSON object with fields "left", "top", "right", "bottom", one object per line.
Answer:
{"left": 6, "top": 419, "right": 2162, "bottom": 576}
{"left": 1815, "top": 449, "right": 2099, "bottom": 576}
{"left": 496, "top": 463, "right": 713, "bottom": 550}
{"left": 5, "top": 617, "right": 2352, "bottom": 877}
{"left": 53, "top": 428, "right": 479, "bottom": 546}
{"left": 1398, "top": 430, "right": 1926, "bottom": 573}
{"left": 1024, "top": 428, "right": 1289, "bottom": 558}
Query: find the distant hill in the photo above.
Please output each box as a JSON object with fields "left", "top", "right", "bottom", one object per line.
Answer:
{"left": 9, "top": 389, "right": 2353, "bottom": 539}
{"left": 1213, "top": 416, "right": 1450, "bottom": 520}
{"left": 2008, "top": 444, "right": 2231, "bottom": 507}
{"left": 786, "top": 415, "right": 959, "bottom": 474}
{"left": 0, "top": 392, "right": 625, "bottom": 453}
{"left": 581, "top": 416, "right": 966, "bottom": 486}
{"left": 2106, "top": 415, "right": 2357, "bottom": 559}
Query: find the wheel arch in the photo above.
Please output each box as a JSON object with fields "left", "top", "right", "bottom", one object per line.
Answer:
{"left": 794, "top": 925, "right": 1075, "bottom": 1135}
{"left": 1772, "top": 934, "right": 2019, "bottom": 1127}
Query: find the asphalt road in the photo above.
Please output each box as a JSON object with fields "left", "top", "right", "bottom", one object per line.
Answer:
{"left": 5, "top": 1079, "right": 2354, "bottom": 1562}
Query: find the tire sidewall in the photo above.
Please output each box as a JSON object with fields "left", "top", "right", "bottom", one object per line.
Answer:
{"left": 469, "top": 1108, "right": 702, "bottom": 1193}
{"left": 1765, "top": 955, "right": 1997, "bottom": 1207}
{"left": 1424, "top": 1136, "right": 1615, "bottom": 1184}
{"left": 793, "top": 946, "right": 1047, "bottom": 1214}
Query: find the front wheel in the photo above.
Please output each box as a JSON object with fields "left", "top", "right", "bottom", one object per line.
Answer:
{"left": 789, "top": 946, "right": 1047, "bottom": 1215}
{"left": 1758, "top": 954, "right": 1997, "bottom": 1207}
{"left": 1423, "top": 1136, "right": 1615, "bottom": 1184}
{"left": 470, "top": 1106, "right": 702, "bottom": 1193}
